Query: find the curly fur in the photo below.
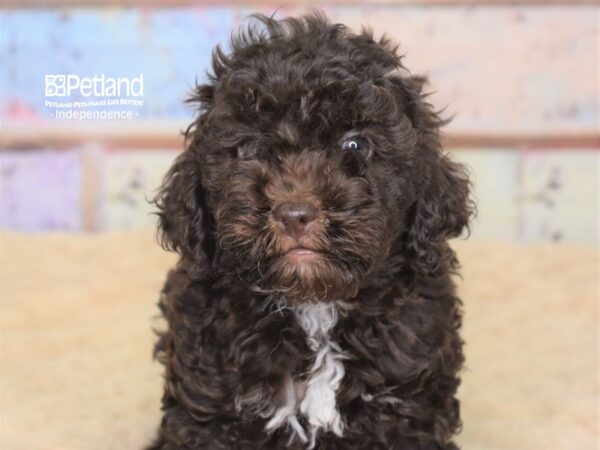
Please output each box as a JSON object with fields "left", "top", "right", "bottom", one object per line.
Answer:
{"left": 148, "top": 12, "right": 474, "bottom": 450}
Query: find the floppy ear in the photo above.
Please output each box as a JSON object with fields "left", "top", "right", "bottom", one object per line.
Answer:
{"left": 154, "top": 144, "right": 214, "bottom": 278}
{"left": 407, "top": 152, "right": 473, "bottom": 275}
{"left": 391, "top": 74, "right": 474, "bottom": 274}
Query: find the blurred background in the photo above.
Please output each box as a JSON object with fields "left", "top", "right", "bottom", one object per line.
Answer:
{"left": 1, "top": 1, "right": 598, "bottom": 244}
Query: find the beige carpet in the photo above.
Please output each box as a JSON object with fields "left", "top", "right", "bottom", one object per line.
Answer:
{"left": 1, "top": 231, "right": 598, "bottom": 450}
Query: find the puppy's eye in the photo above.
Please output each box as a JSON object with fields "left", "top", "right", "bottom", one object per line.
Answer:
{"left": 341, "top": 137, "right": 367, "bottom": 152}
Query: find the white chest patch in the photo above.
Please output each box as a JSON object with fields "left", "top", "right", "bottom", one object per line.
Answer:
{"left": 265, "top": 302, "right": 346, "bottom": 448}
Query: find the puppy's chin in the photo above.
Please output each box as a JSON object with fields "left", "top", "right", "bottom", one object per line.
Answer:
{"left": 259, "top": 252, "right": 361, "bottom": 304}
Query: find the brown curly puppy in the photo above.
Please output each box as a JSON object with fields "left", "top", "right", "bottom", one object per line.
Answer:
{"left": 148, "top": 12, "right": 474, "bottom": 450}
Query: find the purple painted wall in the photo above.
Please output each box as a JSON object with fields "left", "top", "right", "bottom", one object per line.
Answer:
{"left": 0, "top": 150, "right": 82, "bottom": 231}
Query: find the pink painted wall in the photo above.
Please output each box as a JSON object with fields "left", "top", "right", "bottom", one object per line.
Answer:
{"left": 0, "top": 4, "right": 597, "bottom": 244}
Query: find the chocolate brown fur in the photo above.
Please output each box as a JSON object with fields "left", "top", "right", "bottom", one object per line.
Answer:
{"left": 148, "top": 12, "right": 474, "bottom": 450}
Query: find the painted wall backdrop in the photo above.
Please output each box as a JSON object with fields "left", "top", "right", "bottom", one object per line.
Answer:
{"left": 0, "top": 3, "right": 598, "bottom": 245}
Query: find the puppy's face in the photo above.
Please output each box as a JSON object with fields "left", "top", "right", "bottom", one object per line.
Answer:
{"left": 156, "top": 16, "right": 472, "bottom": 303}
{"left": 208, "top": 71, "right": 419, "bottom": 303}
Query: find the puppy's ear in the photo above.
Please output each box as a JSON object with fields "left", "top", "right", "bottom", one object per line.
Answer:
{"left": 407, "top": 152, "right": 473, "bottom": 275}
{"left": 391, "top": 75, "right": 474, "bottom": 274}
{"left": 154, "top": 144, "right": 213, "bottom": 277}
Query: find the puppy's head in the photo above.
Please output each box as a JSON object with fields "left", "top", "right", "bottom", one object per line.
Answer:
{"left": 155, "top": 13, "right": 473, "bottom": 303}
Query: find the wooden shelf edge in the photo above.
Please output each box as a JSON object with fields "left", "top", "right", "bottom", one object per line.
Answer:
{"left": 442, "top": 132, "right": 600, "bottom": 150}
{"left": 1, "top": 122, "right": 599, "bottom": 150}
{"left": 0, "top": 121, "right": 188, "bottom": 150}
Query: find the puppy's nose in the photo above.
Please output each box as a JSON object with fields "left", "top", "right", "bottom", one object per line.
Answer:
{"left": 273, "top": 202, "right": 318, "bottom": 238}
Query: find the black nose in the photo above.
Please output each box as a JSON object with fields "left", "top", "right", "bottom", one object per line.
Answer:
{"left": 273, "top": 202, "right": 319, "bottom": 238}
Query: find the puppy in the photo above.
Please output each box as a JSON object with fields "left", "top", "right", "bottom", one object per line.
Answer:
{"left": 149, "top": 12, "right": 473, "bottom": 450}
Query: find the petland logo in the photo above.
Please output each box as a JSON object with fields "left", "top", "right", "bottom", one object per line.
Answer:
{"left": 44, "top": 73, "right": 144, "bottom": 120}
{"left": 45, "top": 74, "right": 144, "bottom": 97}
